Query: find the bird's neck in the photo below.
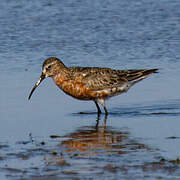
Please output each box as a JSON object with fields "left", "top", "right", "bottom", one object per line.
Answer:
{"left": 52, "top": 65, "right": 69, "bottom": 76}
{"left": 52, "top": 67, "right": 70, "bottom": 80}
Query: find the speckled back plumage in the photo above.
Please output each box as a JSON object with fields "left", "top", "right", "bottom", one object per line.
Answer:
{"left": 69, "top": 66, "right": 157, "bottom": 91}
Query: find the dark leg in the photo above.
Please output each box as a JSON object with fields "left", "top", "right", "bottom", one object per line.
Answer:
{"left": 96, "top": 98, "right": 109, "bottom": 115}
{"left": 104, "top": 106, "right": 108, "bottom": 116}
{"left": 94, "top": 101, "right": 101, "bottom": 114}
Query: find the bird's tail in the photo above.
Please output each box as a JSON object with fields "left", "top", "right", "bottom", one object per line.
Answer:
{"left": 128, "top": 68, "right": 158, "bottom": 85}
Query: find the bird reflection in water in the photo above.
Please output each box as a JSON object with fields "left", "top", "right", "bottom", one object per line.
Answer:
{"left": 60, "top": 115, "right": 148, "bottom": 154}
{"left": 45, "top": 115, "right": 150, "bottom": 166}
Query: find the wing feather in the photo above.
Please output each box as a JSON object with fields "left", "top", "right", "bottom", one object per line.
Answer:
{"left": 69, "top": 67, "right": 158, "bottom": 90}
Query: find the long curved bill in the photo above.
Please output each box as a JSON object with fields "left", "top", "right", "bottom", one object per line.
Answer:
{"left": 28, "top": 73, "right": 45, "bottom": 100}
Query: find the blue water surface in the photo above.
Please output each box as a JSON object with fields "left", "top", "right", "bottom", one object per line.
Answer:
{"left": 0, "top": 0, "right": 180, "bottom": 179}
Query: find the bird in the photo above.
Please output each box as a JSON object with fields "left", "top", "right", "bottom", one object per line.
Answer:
{"left": 28, "top": 57, "right": 158, "bottom": 115}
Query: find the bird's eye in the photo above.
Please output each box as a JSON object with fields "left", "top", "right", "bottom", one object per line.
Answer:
{"left": 47, "top": 65, "right": 52, "bottom": 70}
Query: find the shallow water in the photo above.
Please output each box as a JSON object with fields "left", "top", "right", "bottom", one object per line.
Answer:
{"left": 1, "top": 0, "right": 180, "bottom": 179}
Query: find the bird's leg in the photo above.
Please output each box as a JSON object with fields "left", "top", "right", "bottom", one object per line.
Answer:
{"left": 104, "top": 106, "right": 108, "bottom": 116}
{"left": 97, "top": 98, "right": 108, "bottom": 115}
{"left": 94, "top": 101, "right": 101, "bottom": 114}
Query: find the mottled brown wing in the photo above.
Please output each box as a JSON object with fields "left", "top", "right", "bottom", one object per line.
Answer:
{"left": 69, "top": 67, "right": 128, "bottom": 90}
{"left": 69, "top": 67, "right": 158, "bottom": 91}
